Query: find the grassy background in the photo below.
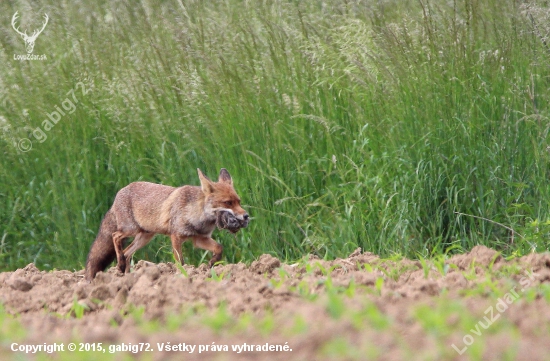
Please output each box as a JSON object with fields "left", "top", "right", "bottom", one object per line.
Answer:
{"left": 1, "top": 0, "right": 550, "bottom": 271}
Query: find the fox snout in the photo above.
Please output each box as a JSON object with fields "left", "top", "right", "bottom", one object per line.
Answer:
{"left": 237, "top": 213, "right": 250, "bottom": 228}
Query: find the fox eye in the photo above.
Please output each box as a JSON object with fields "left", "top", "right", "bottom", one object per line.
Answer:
{"left": 224, "top": 201, "right": 232, "bottom": 206}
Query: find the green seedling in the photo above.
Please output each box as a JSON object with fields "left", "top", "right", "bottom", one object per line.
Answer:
{"left": 269, "top": 267, "right": 290, "bottom": 289}
{"left": 203, "top": 302, "right": 232, "bottom": 333}
{"left": 326, "top": 292, "right": 345, "bottom": 319}
{"left": 289, "top": 314, "right": 308, "bottom": 334}
{"left": 127, "top": 304, "right": 146, "bottom": 324}
{"left": 256, "top": 312, "right": 275, "bottom": 336}
{"left": 291, "top": 280, "right": 318, "bottom": 301}
{"left": 0, "top": 304, "right": 26, "bottom": 342}
{"left": 174, "top": 261, "right": 189, "bottom": 277}
{"left": 353, "top": 302, "right": 391, "bottom": 330}
{"left": 361, "top": 263, "right": 374, "bottom": 273}
{"left": 431, "top": 255, "right": 449, "bottom": 276}
{"left": 67, "top": 296, "right": 89, "bottom": 319}
{"left": 414, "top": 304, "right": 451, "bottom": 336}
{"left": 417, "top": 256, "right": 430, "bottom": 279}
{"left": 345, "top": 278, "right": 356, "bottom": 298}
{"left": 321, "top": 337, "right": 362, "bottom": 360}
{"left": 208, "top": 268, "right": 229, "bottom": 282}
{"left": 375, "top": 277, "right": 384, "bottom": 295}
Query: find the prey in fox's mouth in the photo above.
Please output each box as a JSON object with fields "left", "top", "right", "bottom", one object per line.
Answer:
{"left": 216, "top": 209, "right": 249, "bottom": 233}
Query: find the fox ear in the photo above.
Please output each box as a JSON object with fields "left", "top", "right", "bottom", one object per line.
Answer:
{"left": 218, "top": 168, "right": 233, "bottom": 185}
{"left": 197, "top": 168, "right": 215, "bottom": 194}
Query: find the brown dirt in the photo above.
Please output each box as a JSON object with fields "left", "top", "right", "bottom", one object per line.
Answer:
{"left": 1, "top": 245, "right": 550, "bottom": 360}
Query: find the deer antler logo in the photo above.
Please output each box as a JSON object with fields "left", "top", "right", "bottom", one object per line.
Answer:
{"left": 11, "top": 11, "right": 49, "bottom": 54}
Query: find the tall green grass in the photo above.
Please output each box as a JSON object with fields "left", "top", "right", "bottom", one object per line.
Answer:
{"left": 1, "top": 0, "right": 550, "bottom": 271}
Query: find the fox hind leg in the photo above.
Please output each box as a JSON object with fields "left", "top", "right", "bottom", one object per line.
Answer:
{"left": 113, "top": 230, "right": 138, "bottom": 273}
{"left": 123, "top": 231, "right": 155, "bottom": 273}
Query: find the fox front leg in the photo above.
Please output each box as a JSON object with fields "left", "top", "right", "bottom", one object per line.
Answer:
{"left": 170, "top": 234, "right": 186, "bottom": 265}
{"left": 192, "top": 236, "right": 224, "bottom": 267}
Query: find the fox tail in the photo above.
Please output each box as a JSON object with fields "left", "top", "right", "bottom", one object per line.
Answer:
{"left": 85, "top": 209, "right": 117, "bottom": 282}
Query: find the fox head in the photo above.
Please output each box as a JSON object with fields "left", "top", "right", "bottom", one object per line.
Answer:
{"left": 198, "top": 168, "right": 249, "bottom": 228}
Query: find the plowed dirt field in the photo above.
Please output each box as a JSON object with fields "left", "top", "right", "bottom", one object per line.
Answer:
{"left": 1, "top": 246, "right": 550, "bottom": 360}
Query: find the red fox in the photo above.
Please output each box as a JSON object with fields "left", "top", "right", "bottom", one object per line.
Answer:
{"left": 85, "top": 168, "right": 249, "bottom": 282}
